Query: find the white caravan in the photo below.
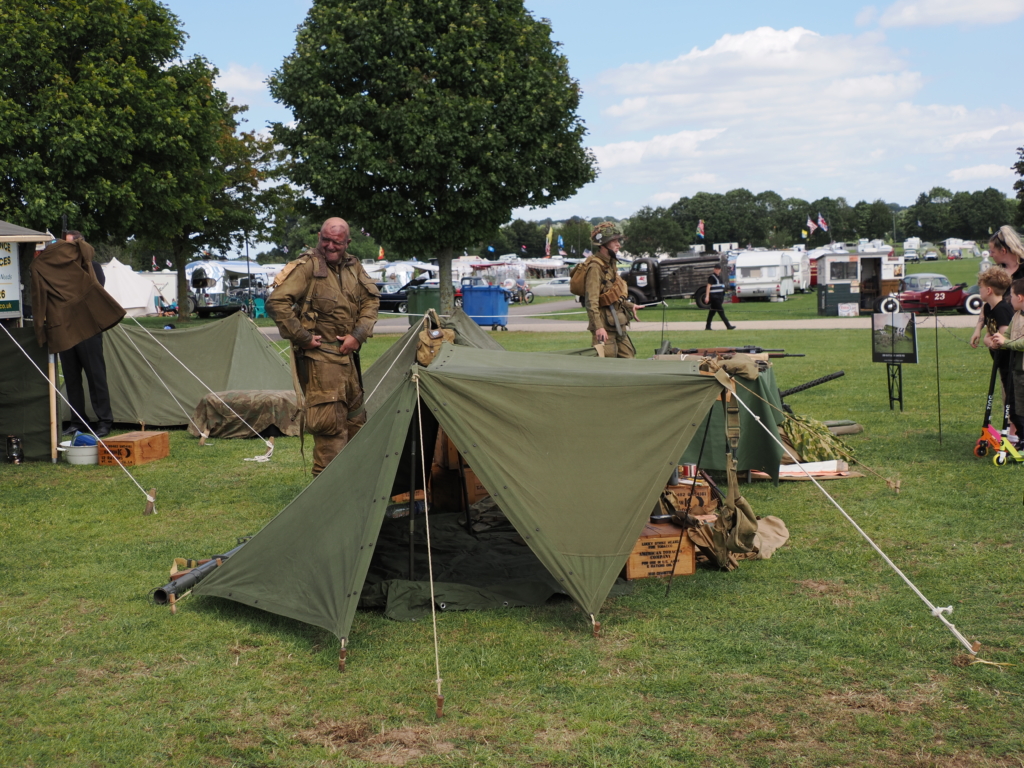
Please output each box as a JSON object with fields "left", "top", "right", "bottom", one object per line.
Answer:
{"left": 733, "top": 251, "right": 795, "bottom": 300}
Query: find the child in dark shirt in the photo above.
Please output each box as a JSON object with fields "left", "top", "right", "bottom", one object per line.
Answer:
{"left": 991, "top": 278, "right": 1024, "bottom": 440}
{"left": 975, "top": 267, "right": 1018, "bottom": 438}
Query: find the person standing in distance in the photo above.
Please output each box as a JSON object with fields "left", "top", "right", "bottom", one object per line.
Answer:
{"left": 267, "top": 218, "right": 380, "bottom": 475}
{"left": 704, "top": 263, "right": 736, "bottom": 331}
{"left": 583, "top": 222, "right": 638, "bottom": 358}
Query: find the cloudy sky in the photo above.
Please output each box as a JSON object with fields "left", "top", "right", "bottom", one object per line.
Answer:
{"left": 169, "top": 0, "right": 1023, "bottom": 221}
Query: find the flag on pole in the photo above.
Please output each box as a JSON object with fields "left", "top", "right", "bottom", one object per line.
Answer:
{"left": 165, "top": 259, "right": 172, "bottom": 268}
{"left": 559, "top": 249, "right": 567, "bottom": 256}
{"left": 801, "top": 229, "right": 808, "bottom": 239}
{"left": 488, "top": 245, "right": 495, "bottom": 252}
{"left": 545, "top": 226, "right": 553, "bottom": 257}
{"left": 521, "top": 244, "right": 527, "bottom": 253}
{"left": 917, "top": 220, "right": 922, "bottom": 227}
{"left": 817, "top": 212, "right": 829, "bottom": 232}
{"left": 557, "top": 234, "right": 564, "bottom": 249}
{"left": 696, "top": 220, "right": 705, "bottom": 239}
{"left": 151, "top": 255, "right": 158, "bottom": 271}
{"left": 807, "top": 216, "right": 818, "bottom": 236}
{"left": 282, "top": 245, "right": 289, "bottom": 254}
{"left": 378, "top": 246, "right": 385, "bottom": 260}
{"left": 988, "top": 226, "right": 993, "bottom": 235}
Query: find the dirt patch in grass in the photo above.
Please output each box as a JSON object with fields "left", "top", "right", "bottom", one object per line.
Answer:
{"left": 794, "top": 579, "right": 888, "bottom": 607}
{"left": 297, "top": 720, "right": 466, "bottom": 766}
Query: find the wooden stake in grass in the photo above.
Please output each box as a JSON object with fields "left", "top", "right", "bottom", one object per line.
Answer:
{"left": 144, "top": 488, "right": 157, "bottom": 516}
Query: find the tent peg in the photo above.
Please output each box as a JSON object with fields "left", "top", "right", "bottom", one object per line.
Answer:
{"left": 144, "top": 488, "right": 157, "bottom": 516}
{"left": 435, "top": 694, "right": 445, "bottom": 718}
{"left": 338, "top": 639, "right": 347, "bottom": 673}
{"left": 590, "top": 614, "right": 601, "bottom": 638}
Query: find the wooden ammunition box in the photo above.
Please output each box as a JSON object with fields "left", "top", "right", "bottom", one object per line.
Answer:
{"left": 98, "top": 431, "right": 169, "bottom": 467}
{"left": 665, "top": 480, "right": 717, "bottom": 514}
{"left": 462, "top": 467, "right": 490, "bottom": 505}
{"left": 624, "top": 523, "right": 695, "bottom": 580}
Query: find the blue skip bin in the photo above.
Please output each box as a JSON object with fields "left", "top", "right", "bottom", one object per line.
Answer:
{"left": 461, "top": 285, "right": 510, "bottom": 331}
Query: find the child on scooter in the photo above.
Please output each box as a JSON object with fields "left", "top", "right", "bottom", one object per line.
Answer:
{"left": 989, "top": 278, "right": 1024, "bottom": 439}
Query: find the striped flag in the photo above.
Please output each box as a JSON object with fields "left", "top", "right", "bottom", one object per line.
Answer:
{"left": 806, "top": 215, "right": 818, "bottom": 236}
{"left": 378, "top": 246, "right": 385, "bottom": 260}
{"left": 817, "top": 212, "right": 829, "bottom": 232}
{"left": 696, "top": 220, "right": 705, "bottom": 239}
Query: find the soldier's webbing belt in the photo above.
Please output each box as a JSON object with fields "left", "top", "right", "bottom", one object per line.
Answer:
{"left": 597, "top": 277, "right": 627, "bottom": 307}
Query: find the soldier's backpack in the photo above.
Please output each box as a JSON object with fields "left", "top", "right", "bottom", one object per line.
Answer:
{"left": 568, "top": 256, "right": 596, "bottom": 298}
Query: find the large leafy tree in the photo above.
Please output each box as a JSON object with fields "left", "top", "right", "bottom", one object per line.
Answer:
{"left": 269, "top": 0, "right": 597, "bottom": 311}
{"left": 0, "top": 0, "right": 279, "bottom": 320}
{"left": 623, "top": 206, "right": 686, "bottom": 258}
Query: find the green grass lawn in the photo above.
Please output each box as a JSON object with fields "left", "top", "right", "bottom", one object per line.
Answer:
{"left": 2, "top": 324, "right": 1022, "bottom": 767}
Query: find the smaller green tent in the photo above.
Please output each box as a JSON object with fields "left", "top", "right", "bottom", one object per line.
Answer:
{"left": 196, "top": 344, "right": 727, "bottom": 643}
{"left": 63, "top": 312, "right": 291, "bottom": 427}
{"left": 0, "top": 325, "right": 52, "bottom": 461}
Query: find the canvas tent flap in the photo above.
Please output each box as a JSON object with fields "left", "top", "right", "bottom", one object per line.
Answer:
{"left": 680, "top": 367, "right": 785, "bottom": 482}
{"left": 63, "top": 313, "right": 291, "bottom": 427}
{"left": 418, "top": 344, "right": 724, "bottom": 617}
{"left": 196, "top": 344, "right": 725, "bottom": 642}
{"left": 196, "top": 379, "right": 419, "bottom": 639}
{"left": 363, "top": 308, "right": 503, "bottom": 418}
{"left": 0, "top": 326, "right": 52, "bottom": 460}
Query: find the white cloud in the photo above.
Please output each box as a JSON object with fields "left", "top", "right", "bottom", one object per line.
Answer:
{"left": 948, "top": 164, "right": 1015, "bottom": 181}
{"left": 572, "top": 25, "right": 1024, "bottom": 211}
{"left": 879, "top": 0, "right": 1024, "bottom": 27}
{"left": 650, "top": 191, "right": 681, "bottom": 205}
{"left": 216, "top": 63, "right": 269, "bottom": 95}
{"left": 856, "top": 6, "right": 879, "bottom": 25}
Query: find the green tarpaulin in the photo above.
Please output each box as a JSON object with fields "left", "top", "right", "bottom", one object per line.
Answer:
{"left": 681, "top": 367, "right": 785, "bottom": 482}
{"left": 0, "top": 325, "right": 52, "bottom": 461}
{"left": 196, "top": 344, "right": 725, "bottom": 642}
{"left": 63, "top": 312, "right": 291, "bottom": 427}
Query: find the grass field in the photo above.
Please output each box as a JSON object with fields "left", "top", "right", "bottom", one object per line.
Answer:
{"left": 3, "top": 321, "right": 1023, "bottom": 767}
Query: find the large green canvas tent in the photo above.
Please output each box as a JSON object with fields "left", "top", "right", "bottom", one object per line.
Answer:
{"left": 196, "top": 344, "right": 727, "bottom": 642}
{"left": 62, "top": 312, "right": 291, "bottom": 427}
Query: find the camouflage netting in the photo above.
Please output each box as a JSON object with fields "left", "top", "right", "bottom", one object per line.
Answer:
{"left": 780, "top": 413, "right": 853, "bottom": 464}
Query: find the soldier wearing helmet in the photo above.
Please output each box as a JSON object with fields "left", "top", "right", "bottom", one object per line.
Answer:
{"left": 582, "top": 221, "right": 638, "bottom": 358}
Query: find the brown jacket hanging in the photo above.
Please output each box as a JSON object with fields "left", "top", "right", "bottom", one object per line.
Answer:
{"left": 30, "top": 239, "right": 125, "bottom": 353}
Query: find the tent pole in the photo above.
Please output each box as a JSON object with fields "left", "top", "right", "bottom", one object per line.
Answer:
{"left": 48, "top": 353, "right": 58, "bottom": 463}
{"left": 408, "top": 415, "right": 418, "bottom": 580}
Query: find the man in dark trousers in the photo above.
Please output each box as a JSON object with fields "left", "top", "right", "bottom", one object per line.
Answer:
{"left": 704, "top": 263, "right": 736, "bottom": 331}
{"left": 55, "top": 232, "right": 116, "bottom": 436}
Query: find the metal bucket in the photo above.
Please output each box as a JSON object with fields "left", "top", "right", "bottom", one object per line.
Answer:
{"left": 59, "top": 440, "right": 99, "bottom": 465}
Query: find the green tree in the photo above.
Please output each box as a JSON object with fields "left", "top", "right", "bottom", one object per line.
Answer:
{"left": 502, "top": 219, "right": 547, "bottom": 258}
{"left": 623, "top": 207, "right": 686, "bottom": 257}
{"left": 0, "top": 0, "right": 279, "bottom": 320}
{"left": 0, "top": 0, "right": 185, "bottom": 235}
{"left": 269, "top": 0, "right": 597, "bottom": 311}
{"left": 557, "top": 217, "right": 592, "bottom": 257}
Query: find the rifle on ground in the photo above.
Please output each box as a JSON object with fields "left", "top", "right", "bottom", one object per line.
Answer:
{"left": 671, "top": 346, "right": 805, "bottom": 359}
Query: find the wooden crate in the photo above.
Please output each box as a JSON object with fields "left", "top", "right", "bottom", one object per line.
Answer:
{"left": 98, "top": 431, "right": 169, "bottom": 467}
{"left": 624, "top": 523, "right": 694, "bottom": 580}
{"left": 462, "top": 467, "right": 490, "bottom": 505}
{"left": 665, "top": 480, "right": 717, "bottom": 514}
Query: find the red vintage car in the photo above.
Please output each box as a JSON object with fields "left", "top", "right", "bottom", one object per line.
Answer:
{"left": 878, "top": 272, "right": 982, "bottom": 315}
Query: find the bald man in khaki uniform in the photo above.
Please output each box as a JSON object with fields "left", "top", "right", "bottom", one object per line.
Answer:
{"left": 267, "top": 218, "right": 380, "bottom": 475}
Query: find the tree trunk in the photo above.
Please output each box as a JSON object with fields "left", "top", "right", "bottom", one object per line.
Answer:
{"left": 436, "top": 247, "right": 455, "bottom": 315}
{"left": 173, "top": 241, "right": 191, "bottom": 323}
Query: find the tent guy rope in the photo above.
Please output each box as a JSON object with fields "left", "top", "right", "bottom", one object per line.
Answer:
{"left": 0, "top": 323, "right": 156, "bottom": 511}
{"left": 413, "top": 372, "right": 445, "bottom": 717}
{"left": 732, "top": 391, "right": 981, "bottom": 656}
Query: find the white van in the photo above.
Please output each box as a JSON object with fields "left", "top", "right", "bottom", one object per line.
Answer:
{"left": 733, "top": 251, "right": 795, "bottom": 301}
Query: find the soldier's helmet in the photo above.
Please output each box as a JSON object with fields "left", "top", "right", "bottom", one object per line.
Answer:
{"left": 591, "top": 221, "right": 624, "bottom": 246}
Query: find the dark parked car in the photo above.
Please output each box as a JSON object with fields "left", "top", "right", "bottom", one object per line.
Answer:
{"left": 376, "top": 277, "right": 462, "bottom": 313}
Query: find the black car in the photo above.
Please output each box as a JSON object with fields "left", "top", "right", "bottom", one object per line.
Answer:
{"left": 376, "top": 277, "right": 462, "bottom": 313}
